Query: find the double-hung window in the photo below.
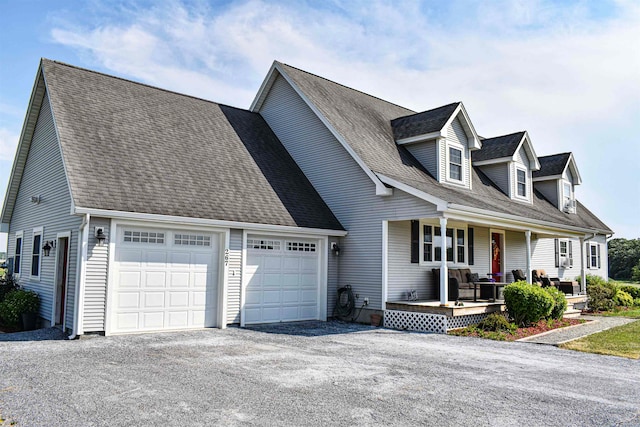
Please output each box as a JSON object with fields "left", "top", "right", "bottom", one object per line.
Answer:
{"left": 14, "top": 231, "right": 23, "bottom": 275}
{"left": 423, "top": 224, "right": 466, "bottom": 264}
{"left": 449, "top": 147, "right": 463, "bottom": 181}
{"left": 31, "top": 227, "right": 43, "bottom": 279}
{"left": 589, "top": 243, "right": 600, "bottom": 269}
{"left": 516, "top": 169, "right": 527, "bottom": 197}
{"left": 563, "top": 182, "right": 573, "bottom": 211}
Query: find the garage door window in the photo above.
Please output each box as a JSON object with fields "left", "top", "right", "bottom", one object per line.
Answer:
{"left": 124, "top": 230, "right": 165, "bottom": 244}
{"left": 174, "top": 233, "right": 211, "bottom": 246}
{"left": 286, "top": 242, "right": 316, "bottom": 252}
{"left": 248, "top": 239, "right": 281, "bottom": 250}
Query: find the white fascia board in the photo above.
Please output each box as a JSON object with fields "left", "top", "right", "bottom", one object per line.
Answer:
{"left": 1, "top": 64, "right": 46, "bottom": 224}
{"left": 447, "top": 203, "right": 607, "bottom": 235}
{"left": 41, "top": 69, "right": 78, "bottom": 221}
{"left": 565, "top": 153, "right": 583, "bottom": 185}
{"left": 249, "top": 61, "right": 279, "bottom": 112}
{"left": 377, "top": 174, "right": 449, "bottom": 211}
{"left": 395, "top": 131, "right": 442, "bottom": 145}
{"left": 261, "top": 63, "right": 393, "bottom": 197}
{"left": 518, "top": 132, "right": 541, "bottom": 171}
{"left": 73, "top": 207, "right": 348, "bottom": 237}
{"left": 532, "top": 174, "right": 563, "bottom": 182}
{"left": 442, "top": 103, "right": 482, "bottom": 150}
{"left": 472, "top": 156, "right": 512, "bottom": 166}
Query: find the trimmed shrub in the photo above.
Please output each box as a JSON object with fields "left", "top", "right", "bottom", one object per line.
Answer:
{"left": 0, "top": 289, "right": 40, "bottom": 327}
{"left": 634, "top": 298, "right": 640, "bottom": 307}
{"left": 544, "top": 286, "right": 568, "bottom": 320}
{"left": 613, "top": 290, "right": 634, "bottom": 307}
{"left": 503, "top": 281, "right": 554, "bottom": 327}
{"left": 576, "top": 274, "right": 608, "bottom": 288}
{"left": 476, "top": 313, "right": 516, "bottom": 333}
{"left": 619, "top": 285, "right": 640, "bottom": 300}
{"left": 586, "top": 283, "right": 615, "bottom": 311}
{"left": 0, "top": 275, "right": 19, "bottom": 303}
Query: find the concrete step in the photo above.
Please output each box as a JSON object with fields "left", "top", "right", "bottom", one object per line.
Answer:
{"left": 563, "top": 309, "right": 582, "bottom": 318}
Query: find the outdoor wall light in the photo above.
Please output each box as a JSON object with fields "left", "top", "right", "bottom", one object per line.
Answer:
{"left": 30, "top": 195, "right": 41, "bottom": 204}
{"left": 42, "top": 240, "right": 55, "bottom": 256}
{"left": 331, "top": 242, "right": 341, "bottom": 256}
{"left": 95, "top": 227, "right": 107, "bottom": 246}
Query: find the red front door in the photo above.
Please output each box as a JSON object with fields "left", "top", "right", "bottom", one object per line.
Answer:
{"left": 491, "top": 233, "right": 501, "bottom": 276}
{"left": 56, "top": 238, "right": 69, "bottom": 325}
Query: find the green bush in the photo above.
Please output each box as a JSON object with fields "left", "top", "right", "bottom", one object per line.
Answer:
{"left": 544, "top": 286, "right": 568, "bottom": 320}
{"left": 503, "top": 281, "right": 554, "bottom": 327}
{"left": 634, "top": 298, "right": 640, "bottom": 307}
{"left": 0, "top": 275, "right": 19, "bottom": 303}
{"left": 476, "top": 313, "right": 517, "bottom": 333}
{"left": 576, "top": 274, "right": 609, "bottom": 288}
{"left": 613, "top": 290, "right": 634, "bottom": 307}
{"left": 586, "top": 283, "right": 616, "bottom": 311}
{"left": 0, "top": 289, "right": 40, "bottom": 327}
{"left": 619, "top": 285, "right": 640, "bottom": 300}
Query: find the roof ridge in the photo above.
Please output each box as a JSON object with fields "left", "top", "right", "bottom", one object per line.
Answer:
{"left": 278, "top": 61, "right": 416, "bottom": 115}
{"left": 537, "top": 152, "right": 572, "bottom": 159}
{"left": 482, "top": 131, "right": 526, "bottom": 141}
{"left": 42, "top": 58, "right": 247, "bottom": 111}
{"left": 391, "top": 102, "right": 461, "bottom": 123}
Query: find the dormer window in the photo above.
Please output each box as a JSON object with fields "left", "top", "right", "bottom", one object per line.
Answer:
{"left": 563, "top": 181, "right": 575, "bottom": 213}
{"left": 517, "top": 169, "right": 527, "bottom": 197}
{"left": 448, "top": 147, "right": 463, "bottom": 182}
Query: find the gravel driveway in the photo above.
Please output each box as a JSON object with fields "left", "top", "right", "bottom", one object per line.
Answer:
{"left": 1, "top": 322, "right": 638, "bottom": 426}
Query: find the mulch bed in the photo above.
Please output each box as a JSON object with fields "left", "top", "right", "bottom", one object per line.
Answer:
{"left": 450, "top": 318, "right": 587, "bottom": 341}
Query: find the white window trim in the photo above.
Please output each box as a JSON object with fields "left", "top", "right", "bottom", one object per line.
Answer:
{"left": 588, "top": 242, "right": 600, "bottom": 269}
{"left": 558, "top": 239, "right": 573, "bottom": 268}
{"left": 14, "top": 230, "right": 23, "bottom": 278}
{"left": 514, "top": 166, "right": 528, "bottom": 201}
{"left": 31, "top": 226, "right": 43, "bottom": 281}
{"left": 445, "top": 141, "right": 466, "bottom": 187}
{"left": 419, "top": 220, "right": 468, "bottom": 266}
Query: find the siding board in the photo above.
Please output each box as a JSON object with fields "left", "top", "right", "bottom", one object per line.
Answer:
{"left": 226, "top": 228, "right": 242, "bottom": 324}
{"left": 83, "top": 217, "right": 109, "bottom": 332}
{"left": 6, "top": 91, "right": 81, "bottom": 329}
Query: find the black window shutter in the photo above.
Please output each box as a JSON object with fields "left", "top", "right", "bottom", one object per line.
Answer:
{"left": 597, "top": 244, "right": 601, "bottom": 268}
{"left": 554, "top": 239, "right": 559, "bottom": 267}
{"left": 569, "top": 241, "right": 573, "bottom": 267}
{"left": 468, "top": 227, "right": 474, "bottom": 265}
{"left": 586, "top": 242, "right": 590, "bottom": 267}
{"left": 410, "top": 220, "right": 419, "bottom": 263}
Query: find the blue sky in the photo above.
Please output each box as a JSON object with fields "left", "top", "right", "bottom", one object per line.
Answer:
{"left": 1, "top": 0, "right": 639, "bottom": 252}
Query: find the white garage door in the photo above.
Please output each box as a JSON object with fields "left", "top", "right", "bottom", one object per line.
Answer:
{"left": 245, "top": 236, "right": 320, "bottom": 324}
{"left": 111, "top": 227, "right": 219, "bottom": 334}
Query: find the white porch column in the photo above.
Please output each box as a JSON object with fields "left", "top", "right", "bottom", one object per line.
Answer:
{"left": 525, "top": 230, "right": 532, "bottom": 284}
{"left": 439, "top": 217, "right": 448, "bottom": 306}
{"left": 580, "top": 237, "right": 586, "bottom": 293}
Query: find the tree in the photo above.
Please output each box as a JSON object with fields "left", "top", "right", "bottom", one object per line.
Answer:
{"left": 608, "top": 238, "right": 640, "bottom": 280}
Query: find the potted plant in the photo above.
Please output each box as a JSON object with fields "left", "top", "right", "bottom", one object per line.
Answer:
{"left": 0, "top": 289, "right": 40, "bottom": 331}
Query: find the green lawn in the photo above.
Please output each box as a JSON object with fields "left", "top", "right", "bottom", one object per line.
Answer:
{"left": 560, "top": 320, "right": 640, "bottom": 359}
{"left": 610, "top": 280, "right": 640, "bottom": 287}
{"left": 595, "top": 308, "right": 640, "bottom": 319}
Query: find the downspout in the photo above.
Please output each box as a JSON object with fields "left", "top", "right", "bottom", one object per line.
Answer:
{"left": 68, "top": 213, "right": 89, "bottom": 340}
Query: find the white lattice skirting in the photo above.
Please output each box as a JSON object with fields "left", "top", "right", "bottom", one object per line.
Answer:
{"left": 383, "top": 310, "right": 491, "bottom": 334}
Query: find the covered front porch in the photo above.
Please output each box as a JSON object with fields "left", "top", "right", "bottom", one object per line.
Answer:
{"left": 381, "top": 216, "right": 590, "bottom": 333}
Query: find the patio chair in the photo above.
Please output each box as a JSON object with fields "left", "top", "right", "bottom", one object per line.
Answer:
{"left": 512, "top": 269, "right": 526, "bottom": 282}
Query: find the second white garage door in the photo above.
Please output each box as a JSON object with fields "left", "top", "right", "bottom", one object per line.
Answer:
{"left": 245, "top": 236, "right": 320, "bottom": 324}
{"left": 111, "top": 227, "right": 219, "bottom": 334}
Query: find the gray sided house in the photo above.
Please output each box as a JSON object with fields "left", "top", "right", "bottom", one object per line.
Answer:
{"left": 1, "top": 59, "right": 612, "bottom": 336}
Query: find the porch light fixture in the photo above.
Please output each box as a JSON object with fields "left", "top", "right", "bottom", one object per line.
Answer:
{"left": 331, "top": 242, "right": 341, "bottom": 256}
{"left": 42, "top": 240, "right": 55, "bottom": 256}
{"left": 30, "top": 195, "right": 41, "bottom": 204}
{"left": 95, "top": 227, "right": 107, "bottom": 246}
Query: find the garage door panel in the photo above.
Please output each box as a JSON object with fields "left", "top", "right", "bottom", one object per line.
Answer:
{"left": 142, "top": 312, "right": 164, "bottom": 329}
{"left": 245, "top": 236, "right": 320, "bottom": 324}
{"left": 118, "top": 292, "right": 140, "bottom": 309}
{"left": 112, "top": 228, "right": 219, "bottom": 334}
{"left": 144, "top": 271, "right": 166, "bottom": 288}
{"left": 144, "top": 292, "right": 165, "bottom": 308}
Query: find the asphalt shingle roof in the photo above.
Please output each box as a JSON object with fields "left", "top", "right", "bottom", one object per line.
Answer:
{"left": 42, "top": 60, "right": 343, "bottom": 231}
{"left": 533, "top": 153, "right": 572, "bottom": 178}
{"left": 472, "top": 132, "right": 525, "bottom": 162}
{"left": 277, "top": 63, "right": 611, "bottom": 233}
{"left": 390, "top": 103, "right": 460, "bottom": 141}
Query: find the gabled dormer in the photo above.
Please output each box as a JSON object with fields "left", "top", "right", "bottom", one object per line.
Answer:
{"left": 533, "top": 153, "right": 582, "bottom": 214}
{"left": 471, "top": 131, "right": 540, "bottom": 203}
{"left": 391, "top": 102, "right": 481, "bottom": 190}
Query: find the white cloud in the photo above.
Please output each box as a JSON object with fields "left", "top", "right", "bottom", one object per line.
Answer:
{"left": 0, "top": 128, "right": 19, "bottom": 161}
{"left": 46, "top": 0, "right": 640, "bottom": 236}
